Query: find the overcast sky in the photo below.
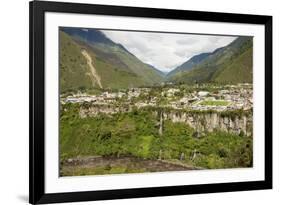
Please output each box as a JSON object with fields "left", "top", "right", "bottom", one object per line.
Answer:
{"left": 102, "top": 30, "right": 236, "bottom": 73}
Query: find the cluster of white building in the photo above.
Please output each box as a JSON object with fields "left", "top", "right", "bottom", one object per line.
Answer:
{"left": 158, "top": 85, "right": 252, "bottom": 111}
{"left": 61, "top": 84, "right": 253, "bottom": 112}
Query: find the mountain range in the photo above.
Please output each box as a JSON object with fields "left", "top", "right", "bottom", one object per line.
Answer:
{"left": 60, "top": 27, "right": 164, "bottom": 92}
{"left": 168, "top": 36, "right": 253, "bottom": 84}
{"left": 167, "top": 52, "right": 212, "bottom": 77}
{"left": 59, "top": 27, "right": 253, "bottom": 92}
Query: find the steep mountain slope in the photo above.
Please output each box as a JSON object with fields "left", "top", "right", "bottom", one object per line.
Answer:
{"left": 213, "top": 47, "right": 253, "bottom": 83}
{"left": 145, "top": 63, "right": 166, "bottom": 78}
{"left": 59, "top": 31, "right": 94, "bottom": 92}
{"left": 167, "top": 52, "right": 211, "bottom": 77}
{"left": 59, "top": 31, "right": 152, "bottom": 92}
{"left": 60, "top": 27, "right": 116, "bottom": 46}
{"left": 61, "top": 27, "right": 164, "bottom": 86}
{"left": 168, "top": 36, "right": 253, "bottom": 84}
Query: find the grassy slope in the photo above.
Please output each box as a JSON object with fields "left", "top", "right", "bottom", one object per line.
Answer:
{"left": 60, "top": 31, "right": 162, "bottom": 92}
{"left": 213, "top": 47, "right": 253, "bottom": 83}
{"left": 92, "top": 44, "right": 164, "bottom": 85}
{"left": 115, "top": 51, "right": 164, "bottom": 84}
{"left": 169, "top": 37, "right": 253, "bottom": 84}
{"left": 168, "top": 50, "right": 232, "bottom": 84}
{"left": 94, "top": 56, "right": 144, "bottom": 89}
{"left": 60, "top": 31, "right": 93, "bottom": 93}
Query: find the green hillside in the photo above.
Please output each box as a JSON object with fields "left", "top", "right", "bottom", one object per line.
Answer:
{"left": 59, "top": 31, "right": 94, "bottom": 93}
{"left": 90, "top": 43, "right": 164, "bottom": 85}
{"left": 168, "top": 37, "right": 253, "bottom": 84}
{"left": 213, "top": 47, "right": 253, "bottom": 83}
{"left": 93, "top": 55, "right": 145, "bottom": 89}
{"left": 60, "top": 27, "right": 253, "bottom": 91}
{"left": 59, "top": 31, "right": 164, "bottom": 93}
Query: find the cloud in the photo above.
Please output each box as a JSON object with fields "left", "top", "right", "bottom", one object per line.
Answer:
{"left": 102, "top": 30, "right": 236, "bottom": 72}
{"left": 176, "top": 38, "right": 198, "bottom": 45}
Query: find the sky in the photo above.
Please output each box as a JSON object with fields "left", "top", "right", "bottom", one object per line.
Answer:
{"left": 102, "top": 30, "right": 236, "bottom": 73}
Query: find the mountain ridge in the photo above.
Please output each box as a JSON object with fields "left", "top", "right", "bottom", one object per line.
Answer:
{"left": 167, "top": 52, "right": 212, "bottom": 77}
{"left": 59, "top": 28, "right": 165, "bottom": 92}
{"left": 60, "top": 27, "right": 253, "bottom": 93}
{"left": 167, "top": 36, "right": 253, "bottom": 84}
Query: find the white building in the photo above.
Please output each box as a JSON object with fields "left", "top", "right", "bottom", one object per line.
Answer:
{"left": 198, "top": 91, "right": 209, "bottom": 97}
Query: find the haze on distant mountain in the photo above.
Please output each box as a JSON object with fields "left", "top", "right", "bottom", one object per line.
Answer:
{"left": 103, "top": 30, "right": 236, "bottom": 73}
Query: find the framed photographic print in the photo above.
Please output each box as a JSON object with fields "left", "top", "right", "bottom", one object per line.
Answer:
{"left": 29, "top": 0, "right": 272, "bottom": 204}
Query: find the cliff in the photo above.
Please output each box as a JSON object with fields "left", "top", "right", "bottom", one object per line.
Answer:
{"left": 78, "top": 104, "right": 252, "bottom": 136}
{"left": 160, "top": 110, "right": 252, "bottom": 136}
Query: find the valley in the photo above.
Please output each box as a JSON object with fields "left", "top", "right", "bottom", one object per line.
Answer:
{"left": 60, "top": 84, "right": 253, "bottom": 176}
{"left": 59, "top": 27, "right": 253, "bottom": 176}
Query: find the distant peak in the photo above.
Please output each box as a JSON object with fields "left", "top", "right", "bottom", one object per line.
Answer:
{"left": 60, "top": 27, "right": 115, "bottom": 46}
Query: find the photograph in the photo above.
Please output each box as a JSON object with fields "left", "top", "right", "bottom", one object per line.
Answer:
{"left": 28, "top": 1, "right": 273, "bottom": 203}
{"left": 59, "top": 27, "right": 253, "bottom": 177}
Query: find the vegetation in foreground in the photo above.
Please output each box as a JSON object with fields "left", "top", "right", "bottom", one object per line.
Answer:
{"left": 60, "top": 103, "right": 253, "bottom": 176}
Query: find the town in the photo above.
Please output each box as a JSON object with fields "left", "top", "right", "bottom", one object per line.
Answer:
{"left": 60, "top": 83, "right": 252, "bottom": 113}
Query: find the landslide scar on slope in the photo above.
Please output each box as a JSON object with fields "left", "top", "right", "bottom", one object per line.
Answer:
{"left": 81, "top": 49, "right": 103, "bottom": 89}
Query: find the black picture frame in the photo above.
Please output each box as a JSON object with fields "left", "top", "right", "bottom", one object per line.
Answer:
{"left": 29, "top": 0, "right": 272, "bottom": 204}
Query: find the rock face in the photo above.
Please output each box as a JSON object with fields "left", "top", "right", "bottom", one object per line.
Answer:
{"left": 78, "top": 104, "right": 252, "bottom": 136}
{"left": 162, "top": 111, "right": 252, "bottom": 136}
